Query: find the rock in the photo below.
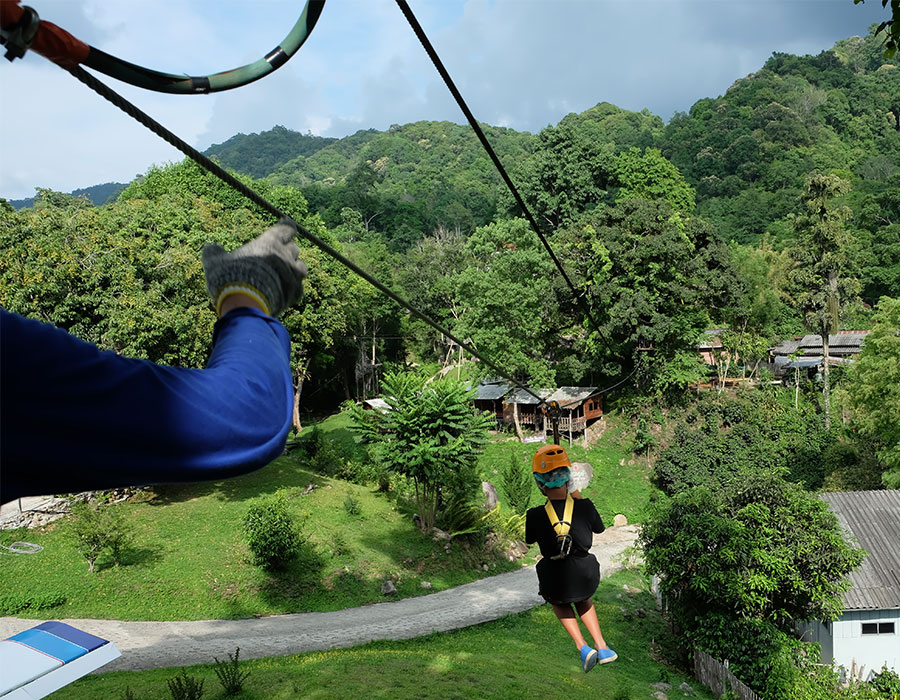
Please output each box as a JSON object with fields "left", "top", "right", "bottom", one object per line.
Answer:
{"left": 381, "top": 580, "right": 398, "bottom": 596}
{"left": 624, "top": 584, "right": 641, "bottom": 594}
{"left": 482, "top": 564, "right": 489, "bottom": 571}
{"left": 431, "top": 527, "right": 451, "bottom": 542}
{"left": 651, "top": 682, "right": 672, "bottom": 691}
{"left": 635, "top": 608, "right": 647, "bottom": 618}
{"left": 413, "top": 513, "right": 422, "bottom": 528}
{"left": 679, "top": 682, "right": 695, "bottom": 696}
{"left": 619, "top": 458, "right": 625, "bottom": 466}
{"left": 651, "top": 692, "right": 668, "bottom": 700}
{"left": 420, "top": 581, "right": 432, "bottom": 589}
{"left": 482, "top": 481, "right": 498, "bottom": 510}
{"left": 613, "top": 513, "right": 628, "bottom": 527}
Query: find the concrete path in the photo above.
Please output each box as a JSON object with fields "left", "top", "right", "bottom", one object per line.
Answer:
{"left": 0, "top": 526, "right": 639, "bottom": 672}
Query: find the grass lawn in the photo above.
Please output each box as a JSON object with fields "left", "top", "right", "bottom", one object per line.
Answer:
{"left": 1, "top": 411, "right": 652, "bottom": 622}
{"left": 50, "top": 570, "right": 711, "bottom": 700}
{"left": 0, "top": 456, "right": 525, "bottom": 621}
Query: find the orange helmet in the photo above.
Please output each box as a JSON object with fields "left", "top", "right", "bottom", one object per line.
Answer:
{"left": 532, "top": 444, "right": 571, "bottom": 474}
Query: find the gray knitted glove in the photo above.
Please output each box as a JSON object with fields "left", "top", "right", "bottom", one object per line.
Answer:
{"left": 202, "top": 218, "right": 308, "bottom": 318}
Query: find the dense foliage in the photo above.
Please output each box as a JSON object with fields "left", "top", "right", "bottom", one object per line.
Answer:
{"left": 349, "top": 373, "right": 493, "bottom": 532}
{"left": 242, "top": 490, "right": 305, "bottom": 570}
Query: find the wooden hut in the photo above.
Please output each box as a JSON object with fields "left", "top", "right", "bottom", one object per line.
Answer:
{"left": 546, "top": 386, "right": 604, "bottom": 438}
{"left": 473, "top": 382, "right": 511, "bottom": 422}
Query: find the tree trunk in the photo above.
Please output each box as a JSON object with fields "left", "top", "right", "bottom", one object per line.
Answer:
{"left": 292, "top": 357, "right": 309, "bottom": 434}
{"left": 513, "top": 402, "right": 524, "bottom": 442}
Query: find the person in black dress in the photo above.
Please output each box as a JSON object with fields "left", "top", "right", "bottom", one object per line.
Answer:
{"left": 525, "top": 444, "right": 617, "bottom": 673}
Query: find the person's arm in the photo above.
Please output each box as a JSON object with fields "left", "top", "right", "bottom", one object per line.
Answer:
{"left": 525, "top": 507, "right": 538, "bottom": 544}
{"left": 583, "top": 498, "right": 605, "bottom": 534}
{"left": 1, "top": 220, "right": 307, "bottom": 502}
{"left": 0, "top": 307, "right": 292, "bottom": 500}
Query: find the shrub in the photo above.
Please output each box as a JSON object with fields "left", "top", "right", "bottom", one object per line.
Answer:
{"left": 241, "top": 490, "right": 304, "bottom": 570}
{"left": 499, "top": 453, "right": 532, "bottom": 515}
{"left": 343, "top": 494, "right": 361, "bottom": 517}
{"left": 213, "top": 647, "right": 250, "bottom": 696}
{"left": 482, "top": 504, "right": 526, "bottom": 544}
{"left": 436, "top": 493, "right": 486, "bottom": 539}
{"left": 0, "top": 591, "right": 66, "bottom": 615}
{"left": 167, "top": 669, "right": 204, "bottom": 700}
{"left": 68, "top": 501, "right": 135, "bottom": 572}
{"left": 870, "top": 666, "right": 900, "bottom": 696}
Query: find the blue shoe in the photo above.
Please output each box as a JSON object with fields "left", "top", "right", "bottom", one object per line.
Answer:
{"left": 580, "top": 645, "right": 598, "bottom": 673}
{"left": 596, "top": 647, "right": 618, "bottom": 664}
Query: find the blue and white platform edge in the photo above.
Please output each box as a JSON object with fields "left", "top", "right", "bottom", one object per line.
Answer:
{"left": 1, "top": 622, "right": 120, "bottom": 699}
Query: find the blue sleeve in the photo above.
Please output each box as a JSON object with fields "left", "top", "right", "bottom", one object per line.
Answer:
{"left": 0, "top": 308, "right": 293, "bottom": 501}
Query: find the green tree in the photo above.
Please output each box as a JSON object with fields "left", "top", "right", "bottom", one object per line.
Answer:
{"left": 559, "top": 198, "right": 737, "bottom": 392}
{"left": 349, "top": 372, "right": 492, "bottom": 532}
{"left": 640, "top": 471, "right": 864, "bottom": 632}
{"left": 505, "top": 118, "right": 616, "bottom": 229}
{"left": 854, "top": 0, "right": 900, "bottom": 58}
{"left": 847, "top": 296, "right": 900, "bottom": 486}
{"left": 453, "top": 218, "right": 563, "bottom": 386}
{"left": 613, "top": 147, "right": 696, "bottom": 215}
{"left": 787, "top": 173, "right": 860, "bottom": 429}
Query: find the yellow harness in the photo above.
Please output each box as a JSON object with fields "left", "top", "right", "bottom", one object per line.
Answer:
{"left": 544, "top": 494, "right": 575, "bottom": 560}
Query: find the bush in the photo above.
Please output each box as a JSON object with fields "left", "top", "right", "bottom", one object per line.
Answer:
{"left": 241, "top": 490, "right": 304, "bottom": 570}
{"left": 482, "top": 504, "right": 526, "bottom": 544}
{"left": 214, "top": 647, "right": 250, "bottom": 696}
{"left": 499, "top": 453, "right": 532, "bottom": 515}
{"left": 436, "top": 493, "right": 486, "bottom": 539}
{"left": 68, "top": 501, "right": 135, "bottom": 572}
{"left": 343, "top": 494, "right": 361, "bottom": 517}
{"left": 167, "top": 669, "right": 204, "bottom": 700}
{"left": 0, "top": 591, "right": 66, "bottom": 614}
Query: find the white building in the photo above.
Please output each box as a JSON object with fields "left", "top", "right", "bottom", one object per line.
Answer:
{"left": 801, "top": 490, "right": 900, "bottom": 680}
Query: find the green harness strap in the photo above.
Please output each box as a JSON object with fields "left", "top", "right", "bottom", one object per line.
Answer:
{"left": 544, "top": 494, "right": 575, "bottom": 560}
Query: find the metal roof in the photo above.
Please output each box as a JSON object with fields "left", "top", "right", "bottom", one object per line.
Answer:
{"left": 821, "top": 490, "right": 900, "bottom": 611}
{"left": 474, "top": 382, "right": 510, "bottom": 401}
{"left": 547, "top": 386, "right": 601, "bottom": 407}
{"left": 771, "top": 339, "right": 802, "bottom": 355}
{"left": 772, "top": 332, "right": 869, "bottom": 357}
{"left": 506, "top": 388, "right": 553, "bottom": 405}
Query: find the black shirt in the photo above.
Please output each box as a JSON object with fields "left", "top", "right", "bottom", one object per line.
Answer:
{"left": 525, "top": 496, "right": 605, "bottom": 604}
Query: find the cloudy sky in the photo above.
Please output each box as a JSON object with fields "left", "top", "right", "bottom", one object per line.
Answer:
{"left": 0, "top": 0, "right": 888, "bottom": 200}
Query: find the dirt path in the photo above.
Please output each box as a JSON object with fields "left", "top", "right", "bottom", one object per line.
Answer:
{"left": 0, "top": 526, "right": 639, "bottom": 671}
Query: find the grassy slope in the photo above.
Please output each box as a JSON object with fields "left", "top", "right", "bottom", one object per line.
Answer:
{"left": 1, "top": 412, "right": 650, "bottom": 621}
{"left": 52, "top": 570, "right": 711, "bottom": 700}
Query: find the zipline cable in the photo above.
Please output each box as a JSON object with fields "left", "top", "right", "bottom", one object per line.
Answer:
{"left": 1, "top": 0, "right": 325, "bottom": 93}
{"left": 61, "top": 63, "right": 549, "bottom": 405}
{"left": 394, "top": 0, "right": 620, "bottom": 363}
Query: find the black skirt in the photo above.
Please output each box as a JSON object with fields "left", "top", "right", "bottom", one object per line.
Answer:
{"left": 536, "top": 552, "right": 600, "bottom": 604}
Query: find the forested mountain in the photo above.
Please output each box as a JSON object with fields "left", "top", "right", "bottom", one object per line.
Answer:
{"left": 660, "top": 34, "right": 900, "bottom": 247}
{"left": 202, "top": 125, "right": 337, "bottom": 179}
{"left": 269, "top": 121, "right": 534, "bottom": 249}
{"left": 2, "top": 29, "right": 897, "bottom": 412}
{"left": 8, "top": 181, "right": 126, "bottom": 210}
